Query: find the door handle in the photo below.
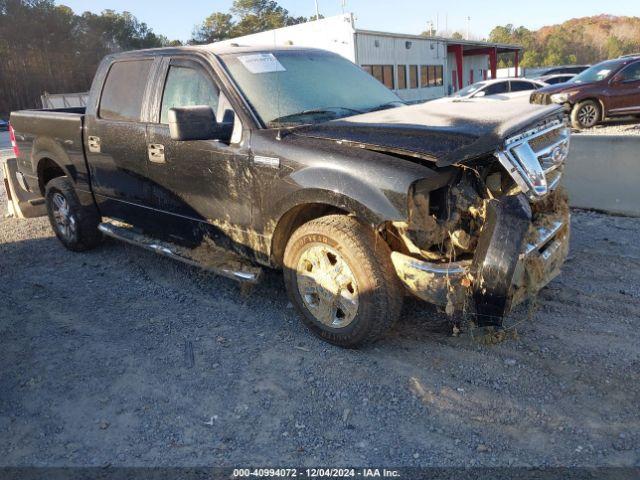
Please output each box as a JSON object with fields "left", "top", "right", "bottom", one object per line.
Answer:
{"left": 88, "top": 136, "right": 101, "bottom": 153}
{"left": 148, "top": 144, "right": 166, "bottom": 164}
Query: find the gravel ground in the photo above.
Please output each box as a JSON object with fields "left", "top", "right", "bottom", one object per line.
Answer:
{"left": 574, "top": 117, "right": 640, "bottom": 136}
{"left": 1, "top": 165, "right": 639, "bottom": 468}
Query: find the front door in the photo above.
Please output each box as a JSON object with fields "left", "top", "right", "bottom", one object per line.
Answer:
{"left": 608, "top": 62, "right": 640, "bottom": 115}
{"left": 145, "top": 58, "right": 254, "bottom": 253}
{"left": 84, "top": 58, "right": 157, "bottom": 225}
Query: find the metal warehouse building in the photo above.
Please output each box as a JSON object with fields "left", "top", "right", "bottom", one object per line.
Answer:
{"left": 214, "top": 14, "right": 522, "bottom": 102}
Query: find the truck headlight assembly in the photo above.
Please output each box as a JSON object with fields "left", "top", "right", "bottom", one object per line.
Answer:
{"left": 550, "top": 93, "right": 569, "bottom": 104}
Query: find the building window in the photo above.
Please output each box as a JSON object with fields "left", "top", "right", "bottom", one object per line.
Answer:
{"left": 363, "top": 64, "right": 395, "bottom": 89}
{"left": 419, "top": 65, "right": 444, "bottom": 88}
{"left": 428, "top": 65, "right": 436, "bottom": 86}
{"left": 409, "top": 65, "right": 418, "bottom": 89}
{"left": 420, "top": 65, "right": 428, "bottom": 87}
{"left": 398, "top": 64, "right": 407, "bottom": 89}
{"left": 434, "top": 65, "right": 443, "bottom": 86}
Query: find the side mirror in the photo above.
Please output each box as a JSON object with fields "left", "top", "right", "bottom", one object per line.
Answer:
{"left": 168, "top": 106, "right": 232, "bottom": 142}
{"left": 474, "top": 90, "right": 486, "bottom": 97}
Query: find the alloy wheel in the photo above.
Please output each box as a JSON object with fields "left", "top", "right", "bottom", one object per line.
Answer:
{"left": 578, "top": 104, "right": 598, "bottom": 127}
{"left": 296, "top": 244, "right": 359, "bottom": 328}
{"left": 51, "top": 192, "right": 77, "bottom": 242}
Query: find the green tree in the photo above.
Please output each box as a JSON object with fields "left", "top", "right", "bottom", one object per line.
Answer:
{"left": 0, "top": 0, "right": 172, "bottom": 117}
{"left": 192, "top": 12, "right": 234, "bottom": 44}
{"left": 191, "top": 0, "right": 307, "bottom": 44}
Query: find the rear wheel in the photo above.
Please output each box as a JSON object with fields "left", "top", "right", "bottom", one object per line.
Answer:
{"left": 283, "top": 215, "right": 403, "bottom": 347}
{"left": 45, "top": 176, "right": 102, "bottom": 251}
{"left": 571, "top": 100, "right": 601, "bottom": 129}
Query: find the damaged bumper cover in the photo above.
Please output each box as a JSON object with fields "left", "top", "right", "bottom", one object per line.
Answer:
{"left": 391, "top": 197, "right": 570, "bottom": 325}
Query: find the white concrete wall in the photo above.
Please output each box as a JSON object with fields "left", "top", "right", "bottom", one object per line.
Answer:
{"left": 213, "top": 14, "right": 357, "bottom": 62}
{"left": 355, "top": 33, "right": 446, "bottom": 102}
{"left": 564, "top": 136, "right": 640, "bottom": 217}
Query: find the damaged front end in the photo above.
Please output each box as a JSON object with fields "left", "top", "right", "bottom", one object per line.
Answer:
{"left": 389, "top": 118, "right": 571, "bottom": 327}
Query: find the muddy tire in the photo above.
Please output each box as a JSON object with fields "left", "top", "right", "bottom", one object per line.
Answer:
{"left": 283, "top": 214, "right": 403, "bottom": 347}
{"left": 45, "top": 176, "right": 102, "bottom": 252}
{"left": 571, "top": 100, "right": 601, "bottom": 129}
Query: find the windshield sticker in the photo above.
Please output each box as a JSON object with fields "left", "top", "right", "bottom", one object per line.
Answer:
{"left": 238, "top": 54, "right": 286, "bottom": 74}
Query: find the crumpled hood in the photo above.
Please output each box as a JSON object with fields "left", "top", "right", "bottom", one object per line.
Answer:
{"left": 293, "top": 99, "right": 563, "bottom": 167}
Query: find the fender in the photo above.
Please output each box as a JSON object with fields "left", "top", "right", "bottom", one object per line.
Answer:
{"left": 31, "top": 136, "right": 96, "bottom": 210}
{"left": 32, "top": 136, "right": 77, "bottom": 184}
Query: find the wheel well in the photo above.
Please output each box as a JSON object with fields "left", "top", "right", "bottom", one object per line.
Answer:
{"left": 575, "top": 98, "right": 605, "bottom": 120}
{"left": 37, "top": 158, "right": 65, "bottom": 196}
{"left": 271, "top": 203, "right": 349, "bottom": 267}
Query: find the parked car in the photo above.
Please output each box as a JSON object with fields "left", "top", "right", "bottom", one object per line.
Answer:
{"left": 8, "top": 46, "right": 571, "bottom": 347}
{"left": 536, "top": 74, "right": 576, "bottom": 85}
{"left": 452, "top": 78, "right": 547, "bottom": 99}
{"left": 0, "top": 119, "right": 9, "bottom": 131}
{"left": 531, "top": 55, "right": 640, "bottom": 129}
{"left": 535, "top": 65, "right": 590, "bottom": 76}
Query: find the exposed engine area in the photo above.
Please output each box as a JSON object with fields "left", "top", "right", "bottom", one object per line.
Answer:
{"left": 391, "top": 158, "right": 522, "bottom": 264}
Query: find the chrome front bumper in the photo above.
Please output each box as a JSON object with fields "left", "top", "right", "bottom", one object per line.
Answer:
{"left": 391, "top": 213, "right": 570, "bottom": 311}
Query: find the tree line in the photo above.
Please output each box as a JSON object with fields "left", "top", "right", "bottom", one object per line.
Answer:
{"left": 0, "top": 0, "right": 308, "bottom": 118}
{"left": 488, "top": 15, "right": 640, "bottom": 68}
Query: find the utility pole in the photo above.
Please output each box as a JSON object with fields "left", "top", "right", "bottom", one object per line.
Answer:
{"left": 466, "top": 16, "right": 471, "bottom": 40}
{"left": 314, "top": 0, "right": 320, "bottom": 19}
{"left": 341, "top": 0, "right": 347, "bottom": 14}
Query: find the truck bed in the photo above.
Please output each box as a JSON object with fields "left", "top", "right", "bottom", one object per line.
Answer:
{"left": 8, "top": 107, "right": 89, "bottom": 216}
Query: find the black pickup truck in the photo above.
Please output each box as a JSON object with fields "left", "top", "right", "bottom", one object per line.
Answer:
{"left": 9, "top": 45, "right": 571, "bottom": 347}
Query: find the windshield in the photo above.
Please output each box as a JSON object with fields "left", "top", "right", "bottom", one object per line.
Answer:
{"left": 220, "top": 50, "right": 402, "bottom": 127}
{"left": 570, "top": 59, "right": 625, "bottom": 84}
{"left": 455, "top": 82, "right": 487, "bottom": 97}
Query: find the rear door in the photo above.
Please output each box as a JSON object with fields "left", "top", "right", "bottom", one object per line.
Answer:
{"left": 608, "top": 62, "right": 640, "bottom": 114}
{"left": 84, "top": 57, "right": 157, "bottom": 224}
{"left": 145, "top": 56, "right": 254, "bottom": 248}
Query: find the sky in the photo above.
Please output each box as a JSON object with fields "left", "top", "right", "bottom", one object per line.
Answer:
{"left": 55, "top": 0, "right": 640, "bottom": 43}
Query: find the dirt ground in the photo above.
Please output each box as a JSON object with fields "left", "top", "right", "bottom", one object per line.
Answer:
{"left": 1, "top": 168, "right": 639, "bottom": 468}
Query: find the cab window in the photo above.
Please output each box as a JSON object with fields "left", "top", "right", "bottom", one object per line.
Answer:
{"left": 160, "top": 66, "right": 220, "bottom": 124}
{"left": 100, "top": 60, "right": 153, "bottom": 121}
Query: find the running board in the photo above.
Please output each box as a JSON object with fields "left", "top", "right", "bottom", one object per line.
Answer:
{"left": 98, "top": 220, "right": 262, "bottom": 284}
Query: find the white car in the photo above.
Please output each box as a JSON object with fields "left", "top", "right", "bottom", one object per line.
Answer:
{"left": 451, "top": 78, "right": 547, "bottom": 100}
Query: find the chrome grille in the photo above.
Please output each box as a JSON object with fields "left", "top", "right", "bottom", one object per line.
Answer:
{"left": 496, "top": 119, "right": 571, "bottom": 200}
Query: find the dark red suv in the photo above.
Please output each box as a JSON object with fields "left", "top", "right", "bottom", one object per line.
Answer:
{"left": 531, "top": 56, "right": 640, "bottom": 129}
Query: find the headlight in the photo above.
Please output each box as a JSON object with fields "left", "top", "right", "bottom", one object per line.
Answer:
{"left": 550, "top": 93, "right": 569, "bottom": 104}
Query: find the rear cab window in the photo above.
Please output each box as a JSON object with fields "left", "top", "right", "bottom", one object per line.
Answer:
{"left": 99, "top": 60, "right": 153, "bottom": 121}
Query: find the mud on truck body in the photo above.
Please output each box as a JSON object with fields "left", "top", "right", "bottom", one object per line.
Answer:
{"left": 8, "top": 46, "right": 571, "bottom": 347}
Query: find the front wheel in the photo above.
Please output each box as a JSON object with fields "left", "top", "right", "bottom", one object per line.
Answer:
{"left": 283, "top": 215, "right": 403, "bottom": 347}
{"left": 45, "top": 176, "right": 102, "bottom": 252}
{"left": 571, "top": 100, "right": 601, "bottom": 129}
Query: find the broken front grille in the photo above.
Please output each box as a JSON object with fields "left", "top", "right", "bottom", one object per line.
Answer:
{"left": 496, "top": 119, "right": 570, "bottom": 200}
